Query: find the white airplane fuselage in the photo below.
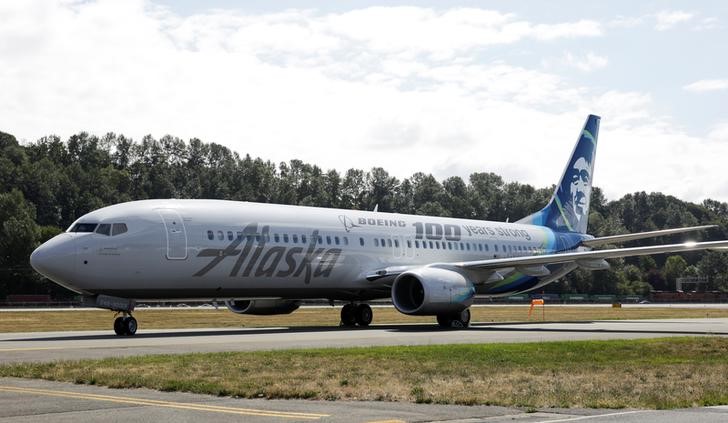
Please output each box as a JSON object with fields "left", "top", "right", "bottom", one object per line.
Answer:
{"left": 34, "top": 199, "right": 580, "bottom": 301}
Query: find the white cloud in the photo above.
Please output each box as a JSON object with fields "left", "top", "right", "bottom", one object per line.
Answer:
{"left": 708, "top": 123, "right": 728, "bottom": 142}
{"left": 607, "top": 15, "right": 644, "bottom": 28}
{"left": 1, "top": 1, "right": 727, "bottom": 204}
{"left": 655, "top": 10, "right": 694, "bottom": 31}
{"left": 683, "top": 79, "right": 728, "bottom": 93}
{"left": 562, "top": 52, "right": 608, "bottom": 72}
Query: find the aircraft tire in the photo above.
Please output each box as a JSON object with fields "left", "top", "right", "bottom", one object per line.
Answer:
{"left": 340, "top": 304, "right": 357, "bottom": 327}
{"left": 354, "top": 304, "right": 373, "bottom": 327}
{"left": 436, "top": 315, "right": 452, "bottom": 328}
{"left": 453, "top": 308, "right": 471, "bottom": 328}
{"left": 437, "top": 308, "right": 471, "bottom": 329}
{"left": 113, "top": 317, "right": 125, "bottom": 335}
{"left": 123, "top": 316, "right": 138, "bottom": 336}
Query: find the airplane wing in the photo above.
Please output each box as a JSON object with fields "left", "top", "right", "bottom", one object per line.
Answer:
{"left": 365, "top": 240, "right": 728, "bottom": 284}
{"left": 452, "top": 240, "right": 728, "bottom": 271}
{"left": 581, "top": 225, "right": 718, "bottom": 248}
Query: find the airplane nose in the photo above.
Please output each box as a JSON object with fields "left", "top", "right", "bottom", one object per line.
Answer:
{"left": 30, "top": 234, "right": 77, "bottom": 284}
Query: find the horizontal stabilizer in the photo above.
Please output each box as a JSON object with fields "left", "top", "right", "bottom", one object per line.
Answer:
{"left": 581, "top": 225, "right": 717, "bottom": 248}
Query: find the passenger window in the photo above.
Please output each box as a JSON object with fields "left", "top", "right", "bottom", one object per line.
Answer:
{"left": 466, "top": 244, "right": 470, "bottom": 251}
{"left": 485, "top": 244, "right": 489, "bottom": 251}
{"left": 318, "top": 236, "right": 323, "bottom": 244}
{"left": 406, "top": 240, "right": 411, "bottom": 248}
{"left": 292, "top": 234, "right": 298, "bottom": 243}
{"left": 422, "top": 241, "right": 427, "bottom": 249}
{"left": 227, "top": 231, "right": 233, "bottom": 241}
{"left": 283, "top": 234, "right": 289, "bottom": 243}
{"left": 207, "top": 230, "right": 214, "bottom": 240}
{"left": 429, "top": 241, "right": 433, "bottom": 249}
{"left": 359, "top": 237, "right": 365, "bottom": 246}
{"left": 374, "top": 238, "right": 379, "bottom": 247}
{"left": 343, "top": 237, "right": 349, "bottom": 245}
{"left": 380, "top": 238, "right": 385, "bottom": 247}
{"left": 415, "top": 240, "right": 420, "bottom": 248}
{"left": 302, "top": 235, "right": 307, "bottom": 244}
{"left": 335, "top": 236, "right": 340, "bottom": 245}
{"left": 394, "top": 239, "right": 399, "bottom": 248}
{"left": 96, "top": 224, "right": 111, "bottom": 236}
{"left": 237, "top": 231, "right": 243, "bottom": 240}
{"left": 387, "top": 239, "right": 392, "bottom": 247}
{"left": 447, "top": 242, "right": 452, "bottom": 250}
{"left": 326, "top": 236, "right": 332, "bottom": 245}
{"left": 274, "top": 234, "right": 280, "bottom": 242}
{"left": 217, "top": 231, "right": 224, "bottom": 241}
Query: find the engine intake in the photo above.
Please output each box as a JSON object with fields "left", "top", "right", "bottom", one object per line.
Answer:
{"left": 391, "top": 267, "right": 475, "bottom": 315}
{"left": 224, "top": 299, "right": 300, "bottom": 315}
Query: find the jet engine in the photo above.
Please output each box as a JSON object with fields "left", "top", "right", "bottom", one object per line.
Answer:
{"left": 224, "top": 299, "right": 300, "bottom": 315}
{"left": 391, "top": 267, "right": 475, "bottom": 315}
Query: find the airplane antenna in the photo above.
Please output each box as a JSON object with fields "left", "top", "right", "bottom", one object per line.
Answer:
{"left": 373, "top": 204, "right": 379, "bottom": 212}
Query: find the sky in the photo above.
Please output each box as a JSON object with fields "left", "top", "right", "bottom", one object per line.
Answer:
{"left": 1, "top": 0, "right": 727, "bottom": 203}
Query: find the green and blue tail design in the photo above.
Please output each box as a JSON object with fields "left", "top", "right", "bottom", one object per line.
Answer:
{"left": 517, "top": 114, "right": 600, "bottom": 234}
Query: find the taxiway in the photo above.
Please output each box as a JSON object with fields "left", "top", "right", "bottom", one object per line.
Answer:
{"left": 1, "top": 318, "right": 727, "bottom": 364}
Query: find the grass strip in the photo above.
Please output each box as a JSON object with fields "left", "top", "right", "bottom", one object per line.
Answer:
{"left": 2, "top": 306, "right": 728, "bottom": 333}
{"left": 2, "top": 337, "right": 728, "bottom": 409}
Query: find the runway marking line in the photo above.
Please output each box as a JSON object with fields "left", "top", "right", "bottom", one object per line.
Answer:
{"left": 0, "top": 347, "right": 71, "bottom": 352}
{"left": 539, "top": 410, "right": 648, "bottom": 422}
{"left": 0, "top": 385, "right": 329, "bottom": 419}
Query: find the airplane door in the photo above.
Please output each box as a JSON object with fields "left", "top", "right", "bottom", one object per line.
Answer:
{"left": 158, "top": 209, "right": 187, "bottom": 260}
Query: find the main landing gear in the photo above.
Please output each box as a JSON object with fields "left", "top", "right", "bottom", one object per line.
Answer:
{"left": 436, "top": 308, "right": 471, "bottom": 329}
{"left": 340, "top": 303, "right": 373, "bottom": 327}
{"left": 113, "top": 314, "right": 138, "bottom": 336}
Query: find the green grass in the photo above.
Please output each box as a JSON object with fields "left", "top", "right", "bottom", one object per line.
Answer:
{"left": 2, "top": 337, "right": 728, "bottom": 409}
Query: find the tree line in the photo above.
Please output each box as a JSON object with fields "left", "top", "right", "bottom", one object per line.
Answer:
{"left": 1, "top": 130, "right": 727, "bottom": 300}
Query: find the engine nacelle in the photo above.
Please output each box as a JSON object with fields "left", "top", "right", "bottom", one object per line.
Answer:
{"left": 391, "top": 267, "right": 475, "bottom": 315}
{"left": 224, "top": 299, "right": 300, "bottom": 315}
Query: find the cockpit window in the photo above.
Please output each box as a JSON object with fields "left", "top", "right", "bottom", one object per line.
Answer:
{"left": 70, "top": 223, "right": 98, "bottom": 233}
{"left": 96, "top": 224, "right": 111, "bottom": 236}
{"left": 112, "top": 223, "right": 128, "bottom": 236}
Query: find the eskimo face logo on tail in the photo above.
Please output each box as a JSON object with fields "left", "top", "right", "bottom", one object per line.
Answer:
{"left": 569, "top": 156, "right": 591, "bottom": 219}
{"left": 193, "top": 223, "right": 342, "bottom": 284}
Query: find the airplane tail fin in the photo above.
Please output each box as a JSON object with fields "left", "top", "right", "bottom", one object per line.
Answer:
{"left": 517, "top": 114, "right": 600, "bottom": 234}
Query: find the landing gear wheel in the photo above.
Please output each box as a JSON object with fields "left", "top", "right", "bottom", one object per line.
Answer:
{"left": 123, "top": 316, "right": 138, "bottom": 336}
{"left": 436, "top": 315, "right": 452, "bottom": 328}
{"left": 437, "top": 308, "right": 471, "bottom": 329}
{"left": 114, "top": 316, "right": 138, "bottom": 336}
{"left": 340, "top": 303, "right": 357, "bottom": 327}
{"left": 354, "top": 304, "right": 373, "bottom": 327}
{"left": 113, "top": 317, "right": 124, "bottom": 335}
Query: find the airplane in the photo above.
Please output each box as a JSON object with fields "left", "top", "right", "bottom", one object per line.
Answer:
{"left": 30, "top": 115, "right": 728, "bottom": 336}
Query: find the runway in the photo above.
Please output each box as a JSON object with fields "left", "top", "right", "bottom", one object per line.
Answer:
{"left": 1, "top": 318, "right": 727, "bottom": 364}
{"left": 2, "top": 377, "right": 728, "bottom": 422}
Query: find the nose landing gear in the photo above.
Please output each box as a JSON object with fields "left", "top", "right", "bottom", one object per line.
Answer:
{"left": 113, "top": 314, "right": 138, "bottom": 336}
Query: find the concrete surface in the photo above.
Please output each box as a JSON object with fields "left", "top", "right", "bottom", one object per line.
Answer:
{"left": 1, "top": 318, "right": 727, "bottom": 364}
{"left": 1, "top": 377, "right": 727, "bottom": 422}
